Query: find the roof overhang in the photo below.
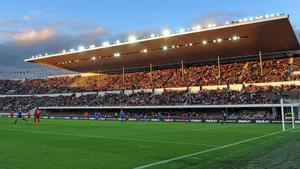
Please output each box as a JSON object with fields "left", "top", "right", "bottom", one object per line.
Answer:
{"left": 25, "top": 16, "right": 300, "bottom": 73}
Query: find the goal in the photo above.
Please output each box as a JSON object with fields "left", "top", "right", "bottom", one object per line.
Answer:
{"left": 280, "top": 99, "right": 298, "bottom": 131}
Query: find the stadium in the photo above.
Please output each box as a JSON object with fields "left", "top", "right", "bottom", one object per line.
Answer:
{"left": 1, "top": 6, "right": 300, "bottom": 169}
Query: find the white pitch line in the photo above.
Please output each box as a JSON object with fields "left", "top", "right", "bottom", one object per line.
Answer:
{"left": 133, "top": 128, "right": 295, "bottom": 169}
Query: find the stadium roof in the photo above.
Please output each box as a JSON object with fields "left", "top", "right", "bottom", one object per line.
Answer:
{"left": 25, "top": 14, "right": 300, "bottom": 73}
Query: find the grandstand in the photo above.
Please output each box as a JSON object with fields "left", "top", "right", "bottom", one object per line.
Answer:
{"left": 1, "top": 12, "right": 300, "bottom": 169}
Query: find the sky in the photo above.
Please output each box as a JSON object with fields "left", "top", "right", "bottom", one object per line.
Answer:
{"left": 0, "top": 0, "right": 299, "bottom": 72}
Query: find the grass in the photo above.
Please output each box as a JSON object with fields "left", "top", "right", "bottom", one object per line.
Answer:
{"left": 0, "top": 118, "right": 299, "bottom": 169}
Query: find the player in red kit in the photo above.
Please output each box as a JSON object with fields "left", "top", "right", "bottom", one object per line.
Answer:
{"left": 34, "top": 107, "right": 41, "bottom": 125}
{"left": 10, "top": 109, "right": 14, "bottom": 119}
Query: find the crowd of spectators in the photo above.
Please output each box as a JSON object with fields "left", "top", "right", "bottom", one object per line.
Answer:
{"left": 1, "top": 85, "right": 299, "bottom": 112}
{"left": 0, "top": 76, "right": 79, "bottom": 95}
{"left": 0, "top": 57, "right": 299, "bottom": 95}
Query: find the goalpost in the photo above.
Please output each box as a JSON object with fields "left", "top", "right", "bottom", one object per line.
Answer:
{"left": 280, "top": 98, "right": 297, "bottom": 131}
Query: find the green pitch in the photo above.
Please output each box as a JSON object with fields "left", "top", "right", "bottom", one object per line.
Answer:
{"left": 0, "top": 119, "right": 299, "bottom": 169}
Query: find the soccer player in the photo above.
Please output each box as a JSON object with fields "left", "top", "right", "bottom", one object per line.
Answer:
{"left": 10, "top": 109, "right": 14, "bottom": 119}
{"left": 94, "top": 112, "right": 100, "bottom": 120}
{"left": 120, "top": 109, "right": 125, "bottom": 124}
{"left": 83, "top": 112, "right": 89, "bottom": 120}
{"left": 222, "top": 110, "right": 227, "bottom": 125}
{"left": 34, "top": 107, "right": 41, "bottom": 125}
{"left": 180, "top": 113, "right": 185, "bottom": 123}
{"left": 15, "top": 108, "right": 27, "bottom": 125}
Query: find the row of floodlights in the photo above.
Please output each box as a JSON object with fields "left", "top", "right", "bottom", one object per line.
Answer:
{"left": 30, "top": 13, "right": 284, "bottom": 59}
{"left": 57, "top": 35, "right": 240, "bottom": 65}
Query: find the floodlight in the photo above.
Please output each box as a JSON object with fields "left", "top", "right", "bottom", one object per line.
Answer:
{"left": 232, "top": 36, "right": 239, "bottom": 41}
{"left": 114, "top": 52, "right": 121, "bottom": 57}
{"left": 179, "top": 28, "right": 185, "bottom": 33}
{"left": 78, "top": 46, "right": 85, "bottom": 51}
{"left": 162, "top": 29, "right": 171, "bottom": 36}
{"left": 128, "top": 36, "right": 137, "bottom": 42}
{"left": 102, "top": 41, "right": 110, "bottom": 46}
{"left": 142, "top": 49, "right": 148, "bottom": 53}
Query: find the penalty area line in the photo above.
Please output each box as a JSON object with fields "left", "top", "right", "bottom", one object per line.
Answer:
{"left": 133, "top": 128, "right": 294, "bottom": 169}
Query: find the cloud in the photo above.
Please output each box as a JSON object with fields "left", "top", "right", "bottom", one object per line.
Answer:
{"left": 0, "top": 27, "right": 111, "bottom": 72}
{"left": 12, "top": 28, "right": 57, "bottom": 44}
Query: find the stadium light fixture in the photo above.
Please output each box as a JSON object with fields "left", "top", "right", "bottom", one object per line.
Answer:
{"left": 128, "top": 35, "right": 137, "bottom": 43}
{"left": 225, "top": 21, "right": 230, "bottom": 25}
{"left": 62, "top": 50, "right": 66, "bottom": 53}
{"left": 179, "top": 28, "right": 185, "bottom": 33}
{"left": 89, "top": 45, "right": 95, "bottom": 49}
{"left": 217, "top": 38, "right": 222, "bottom": 43}
{"left": 115, "top": 40, "right": 121, "bottom": 44}
{"left": 270, "top": 13, "right": 275, "bottom": 17}
{"left": 162, "top": 29, "right": 171, "bottom": 37}
{"left": 70, "top": 49, "right": 75, "bottom": 52}
{"left": 232, "top": 36, "right": 240, "bottom": 41}
{"left": 265, "top": 14, "right": 270, "bottom": 18}
{"left": 163, "top": 46, "right": 168, "bottom": 51}
{"left": 150, "top": 33, "right": 156, "bottom": 38}
{"left": 114, "top": 52, "right": 121, "bottom": 57}
{"left": 202, "top": 40, "right": 207, "bottom": 45}
{"left": 102, "top": 41, "right": 110, "bottom": 46}
{"left": 189, "top": 43, "right": 193, "bottom": 46}
{"left": 208, "top": 23, "right": 216, "bottom": 28}
{"left": 194, "top": 25, "right": 201, "bottom": 30}
{"left": 141, "top": 49, "right": 148, "bottom": 53}
{"left": 90, "top": 56, "right": 96, "bottom": 61}
{"left": 78, "top": 46, "right": 85, "bottom": 51}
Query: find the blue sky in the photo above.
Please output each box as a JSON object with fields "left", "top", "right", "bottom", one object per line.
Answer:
{"left": 0, "top": 0, "right": 299, "bottom": 71}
